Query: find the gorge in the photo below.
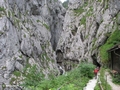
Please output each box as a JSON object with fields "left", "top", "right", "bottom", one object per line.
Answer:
{"left": 0, "top": 0, "right": 120, "bottom": 89}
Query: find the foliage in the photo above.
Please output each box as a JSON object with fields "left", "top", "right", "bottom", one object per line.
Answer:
{"left": 73, "top": 1, "right": 89, "bottom": 16}
{"left": 13, "top": 71, "right": 21, "bottom": 77}
{"left": 0, "top": 7, "right": 5, "bottom": 11}
{"left": 78, "top": 62, "right": 95, "bottom": 78}
{"left": 74, "top": 7, "right": 84, "bottom": 16}
{"left": 10, "top": 77, "right": 16, "bottom": 85}
{"left": 112, "top": 74, "right": 120, "bottom": 85}
{"left": 0, "top": 7, "right": 5, "bottom": 17}
{"left": 37, "top": 20, "right": 50, "bottom": 30}
{"left": 94, "top": 68, "right": 111, "bottom": 90}
{"left": 23, "top": 63, "right": 95, "bottom": 90}
{"left": 97, "top": 0, "right": 102, "bottom": 2}
{"left": 54, "top": 0, "right": 58, "bottom": 2}
{"left": 2, "top": 83, "right": 6, "bottom": 89}
{"left": 80, "top": 16, "right": 86, "bottom": 25}
{"left": 22, "top": 65, "right": 44, "bottom": 87}
{"left": 99, "top": 29, "right": 120, "bottom": 63}
{"left": 62, "top": 0, "right": 69, "bottom": 9}
{"left": 43, "top": 23, "right": 50, "bottom": 30}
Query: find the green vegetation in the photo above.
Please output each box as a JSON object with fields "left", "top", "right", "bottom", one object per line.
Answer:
{"left": 2, "top": 83, "right": 6, "bottom": 90}
{"left": 112, "top": 74, "right": 120, "bottom": 85}
{"left": 54, "top": 0, "right": 58, "bottom": 2}
{"left": 10, "top": 77, "right": 16, "bottom": 85}
{"left": 22, "top": 63, "right": 95, "bottom": 90}
{"left": 97, "top": 0, "right": 102, "bottom": 2}
{"left": 99, "top": 29, "right": 120, "bottom": 63}
{"left": 0, "top": 7, "right": 5, "bottom": 11}
{"left": 24, "top": 34, "right": 26, "bottom": 38}
{"left": 74, "top": 7, "right": 84, "bottom": 16}
{"left": 0, "top": 31, "right": 4, "bottom": 35}
{"left": 80, "top": 16, "right": 86, "bottom": 25}
{"left": 86, "top": 6, "right": 93, "bottom": 17}
{"left": 43, "top": 23, "right": 50, "bottom": 30}
{"left": 22, "top": 65, "right": 45, "bottom": 87}
{"left": 85, "top": 34, "right": 89, "bottom": 39}
{"left": 94, "top": 68, "right": 111, "bottom": 90}
{"left": 41, "top": 52, "right": 51, "bottom": 61}
{"left": 37, "top": 20, "right": 40, "bottom": 22}
{"left": 73, "top": 1, "right": 89, "bottom": 16}
{"left": 92, "top": 38, "right": 97, "bottom": 45}
{"left": 36, "top": 20, "right": 50, "bottom": 30}
{"left": 13, "top": 71, "right": 21, "bottom": 77}
{"left": 62, "top": 0, "right": 69, "bottom": 9}
{"left": 0, "top": 7, "right": 5, "bottom": 17}
{"left": 76, "top": 5, "right": 93, "bottom": 27}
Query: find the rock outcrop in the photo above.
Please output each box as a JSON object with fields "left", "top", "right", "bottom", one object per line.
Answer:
{"left": 57, "top": 0, "right": 120, "bottom": 70}
{"left": 1, "top": 0, "right": 120, "bottom": 89}
{"left": 0, "top": 0, "right": 65, "bottom": 89}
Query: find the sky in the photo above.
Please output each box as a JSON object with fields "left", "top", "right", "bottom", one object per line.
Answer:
{"left": 60, "top": 0, "right": 67, "bottom": 3}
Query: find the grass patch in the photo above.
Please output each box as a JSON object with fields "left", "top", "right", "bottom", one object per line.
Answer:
{"left": 22, "top": 63, "right": 95, "bottom": 90}
{"left": 73, "top": 2, "right": 88, "bottom": 16}
{"left": 13, "top": 71, "right": 21, "bottom": 77}
{"left": 80, "top": 16, "right": 86, "bottom": 25}
{"left": 99, "top": 29, "right": 120, "bottom": 63}
{"left": 22, "top": 65, "right": 45, "bottom": 87}
{"left": 43, "top": 23, "right": 50, "bottom": 30}
{"left": 112, "top": 74, "right": 120, "bottom": 85}
{"left": 74, "top": 7, "right": 84, "bottom": 16}
{"left": 36, "top": 20, "right": 50, "bottom": 30}
{"left": 97, "top": 0, "right": 102, "bottom": 2}
{"left": 0, "top": 7, "right": 5, "bottom": 11}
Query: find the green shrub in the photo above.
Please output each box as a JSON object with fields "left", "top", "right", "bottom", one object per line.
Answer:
{"left": 13, "top": 71, "right": 21, "bottom": 77}
{"left": 22, "top": 65, "right": 44, "bottom": 87}
{"left": 23, "top": 63, "right": 95, "bottom": 90}
{"left": 112, "top": 74, "right": 120, "bottom": 85}
{"left": 99, "top": 29, "right": 120, "bottom": 63}
{"left": 78, "top": 63, "right": 95, "bottom": 78}
{"left": 61, "top": 84, "right": 77, "bottom": 90}
{"left": 0, "top": 7, "right": 5, "bottom": 11}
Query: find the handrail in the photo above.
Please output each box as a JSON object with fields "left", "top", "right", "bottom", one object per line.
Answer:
{"left": 98, "top": 73, "right": 104, "bottom": 90}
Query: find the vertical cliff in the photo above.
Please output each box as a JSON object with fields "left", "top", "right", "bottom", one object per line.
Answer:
{"left": 57, "top": 0, "right": 120, "bottom": 70}
{"left": 1, "top": 0, "right": 120, "bottom": 89}
{"left": 0, "top": 0, "right": 65, "bottom": 89}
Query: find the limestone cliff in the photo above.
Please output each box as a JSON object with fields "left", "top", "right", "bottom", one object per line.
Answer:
{"left": 57, "top": 0, "right": 120, "bottom": 70}
{"left": 0, "top": 0, "right": 65, "bottom": 89}
{"left": 1, "top": 0, "right": 120, "bottom": 89}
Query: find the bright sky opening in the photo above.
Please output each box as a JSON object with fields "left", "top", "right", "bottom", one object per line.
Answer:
{"left": 60, "top": 0, "right": 67, "bottom": 3}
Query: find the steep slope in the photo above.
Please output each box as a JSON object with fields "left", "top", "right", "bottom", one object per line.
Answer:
{"left": 57, "top": 0, "right": 120, "bottom": 70}
{"left": 0, "top": 0, "right": 65, "bottom": 89}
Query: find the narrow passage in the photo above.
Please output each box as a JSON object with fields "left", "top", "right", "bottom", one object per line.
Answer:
{"left": 83, "top": 75, "right": 99, "bottom": 90}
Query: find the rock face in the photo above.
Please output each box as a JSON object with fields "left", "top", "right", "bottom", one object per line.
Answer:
{"left": 57, "top": 0, "right": 120, "bottom": 71}
{"left": 0, "top": 0, "right": 65, "bottom": 89}
{"left": 1, "top": 0, "right": 120, "bottom": 89}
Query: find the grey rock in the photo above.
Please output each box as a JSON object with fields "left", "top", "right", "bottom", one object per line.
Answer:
{"left": 0, "top": 0, "right": 64, "bottom": 88}
{"left": 57, "top": 0, "right": 120, "bottom": 70}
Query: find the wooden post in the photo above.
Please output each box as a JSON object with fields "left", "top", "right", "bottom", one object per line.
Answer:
{"left": 98, "top": 74, "right": 104, "bottom": 90}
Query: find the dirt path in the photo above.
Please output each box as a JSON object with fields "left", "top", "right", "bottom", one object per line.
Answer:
{"left": 83, "top": 75, "right": 99, "bottom": 90}
{"left": 105, "top": 72, "right": 120, "bottom": 90}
